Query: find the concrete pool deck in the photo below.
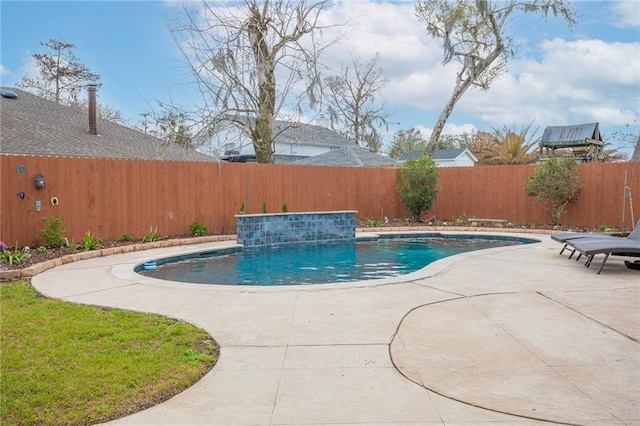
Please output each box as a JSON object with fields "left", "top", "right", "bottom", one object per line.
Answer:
{"left": 29, "top": 231, "right": 639, "bottom": 426}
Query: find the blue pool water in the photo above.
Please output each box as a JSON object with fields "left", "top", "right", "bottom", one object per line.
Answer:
{"left": 138, "top": 234, "right": 535, "bottom": 286}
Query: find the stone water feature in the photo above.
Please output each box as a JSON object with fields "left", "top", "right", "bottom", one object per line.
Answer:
{"left": 235, "top": 211, "right": 357, "bottom": 248}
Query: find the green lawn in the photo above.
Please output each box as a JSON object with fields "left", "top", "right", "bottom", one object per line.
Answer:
{"left": 1, "top": 281, "right": 219, "bottom": 425}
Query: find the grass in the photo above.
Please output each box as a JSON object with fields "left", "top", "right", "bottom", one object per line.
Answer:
{"left": 0, "top": 281, "right": 219, "bottom": 426}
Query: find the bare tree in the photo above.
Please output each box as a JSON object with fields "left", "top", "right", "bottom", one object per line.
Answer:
{"left": 324, "top": 53, "right": 392, "bottom": 152}
{"left": 18, "top": 38, "right": 100, "bottom": 105}
{"left": 415, "top": 0, "right": 578, "bottom": 155}
{"left": 170, "top": 0, "right": 334, "bottom": 163}
{"left": 67, "top": 98, "right": 126, "bottom": 124}
{"left": 18, "top": 38, "right": 126, "bottom": 124}
{"left": 147, "top": 111, "right": 196, "bottom": 149}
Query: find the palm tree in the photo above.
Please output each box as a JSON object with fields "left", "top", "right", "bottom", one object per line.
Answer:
{"left": 480, "top": 124, "right": 540, "bottom": 165}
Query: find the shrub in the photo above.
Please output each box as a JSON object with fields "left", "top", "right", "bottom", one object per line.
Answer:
{"left": 282, "top": 204, "right": 288, "bottom": 213}
{"left": 0, "top": 243, "right": 31, "bottom": 266}
{"left": 262, "top": 202, "right": 268, "bottom": 213}
{"left": 239, "top": 203, "right": 246, "bottom": 214}
{"left": 120, "top": 233, "right": 133, "bottom": 242}
{"left": 142, "top": 226, "right": 160, "bottom": 243}
{"left": 68, "top": 241, "right": 79, "bottom": 253}
{"left": 366, "top": 218, "right": 385, "bottom": 227}
{"left": 40, "top": 216, "right": 66, "bottom": 247}
{"left": 397, "top": 156, "right": 440, "bottom": 222}
{"left": 525, "top": 157, "right": 582, "bottom": 225}
{"left": 83, "top": 232, "right": 103, "bottom": 251}
{"left": 189, "top": 221, "right": 208, "bottom": 237}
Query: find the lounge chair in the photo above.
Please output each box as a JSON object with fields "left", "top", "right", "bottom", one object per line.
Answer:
{"left": 551, "top": 219, "right": 640, "bottom": 256}
{"left": 564, "top": 238, "right": 640, "bottom": 274}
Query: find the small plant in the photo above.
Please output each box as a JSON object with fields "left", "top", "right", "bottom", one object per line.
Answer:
{"left": 83, "top": 232, "right": 103, "bottom": 251}
{"left": 597, "top": 225, "right": 613, "bottom": 233}
{"left": 68, "top": 241, "right": 79, "bottom": 253}
{"left": 239, "top": 203, "right": 246, "bottom": 214}
{"left": 120, "top": 233, "right": 133, "bottom": 242}
{"left": 40, "top": 216, "right": 66, "bottom": 247}
{"left": 189, "top": 221, "right": 208, "bottom": 237}
{"left": 282, "top": 204, "right": 289, "bottom": 213}
{"left": 0, "top": 243, "right": 31, "bottom": 266}
{"left": 262, "top": 202, "right": 268, "bottom": 213}
{"left": 454, "top": 214, "right": 467, "bottom": 226}
{"left": 428, "top": 214, "right": 437, "bottom": 225}
{"left": 366, "top": 218, "right": 386, "bottom": 227}
{"left": 142, "top": 226, "right": 160, "bottom": 243}
{"left": 37, "top": 246, "right": 47, "bottom": 254}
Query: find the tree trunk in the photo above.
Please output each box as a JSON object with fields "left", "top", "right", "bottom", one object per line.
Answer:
{"left": 254, "top": 68, "right": 276, "bottom": 164}
{"left": 425, "top": 75, "right": 472, "bottom": 156}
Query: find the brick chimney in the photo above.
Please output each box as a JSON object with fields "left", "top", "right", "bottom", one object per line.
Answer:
{"left": 87, "top": 84, "right": 98, "bottom": 135}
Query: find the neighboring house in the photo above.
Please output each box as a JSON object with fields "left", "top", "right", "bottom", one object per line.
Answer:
{"left": 293, "top": 146, "right": 399, "bottom": 167}
{"left": 217, "top": 120, "right": 354, "bottom": 163}
{"left": 632, "top": 136, "right": 640, "bottom": 162}
{"left": 0, "top": 87, "right": 215, "bottom": 162}
{"left": 402, "top": 149, "right": 477, "bottom": 167}
{"left": 539, "top": 122, "right": 604, "bottom": 163}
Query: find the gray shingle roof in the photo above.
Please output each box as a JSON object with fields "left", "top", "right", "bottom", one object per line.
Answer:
{"left": 401, "top": 149, "right": 470, "bottom": 161}
{"left": 0, "top": 87, "right": 216, "bottom": 162}
{"left": 432, "top": 148, "right": 467, "bottom": 160}
{"left": 274, "top": 121, "right": 353, "bottom": 148}
{"left": 293, "top": 146, "right": 399, "bottom": 167}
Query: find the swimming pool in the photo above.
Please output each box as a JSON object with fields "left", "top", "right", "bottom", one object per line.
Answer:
{"left": 137, "top": 233, "right": 537, "bottom": 286}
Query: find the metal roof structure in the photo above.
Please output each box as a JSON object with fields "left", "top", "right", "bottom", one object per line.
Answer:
{"left": 540, "top": 122, "right": 603, "bottom": 148}
{"left": 539, "top": 122, "right": 604, "bottom": 162}
{"left": 0, "top": 87, "right": 216, "bottom": 162}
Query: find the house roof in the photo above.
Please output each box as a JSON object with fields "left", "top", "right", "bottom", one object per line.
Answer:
{"left": 401, "top": 148, "right": 477, "bottom": 162}
{"left": 293, "top": 146, "right": 399, "bottom": 167}
{"left": 0, "top": 87, "right": 216, "bottom": 162}
{"left": 274, "top": 121, "right": 353, "bottom": 148}
{"left": 632, "top": 136, "right": 640, "bottom": 162}
{"left": 540, "top": 123, "right": 604, "bottom": 148}
{"left": 432, "top": 148, "right": 472, "bottom": 160}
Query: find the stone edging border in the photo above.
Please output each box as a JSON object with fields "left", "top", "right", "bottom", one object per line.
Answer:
{"left": 0, "top": 235, "right": 237, "bottom": 282}
{"left": 0, "top": 226, "right": 558, "bottom": 282}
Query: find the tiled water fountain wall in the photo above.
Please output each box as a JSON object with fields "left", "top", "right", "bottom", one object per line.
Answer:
{"left": 236, "top": 211, "right": 357, "bottom": 248}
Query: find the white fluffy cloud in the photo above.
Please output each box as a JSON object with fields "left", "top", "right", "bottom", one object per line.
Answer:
{"left": 0, "top": 64, "right": 9, "bottom": 78}
{"left": 319, "top": 0, "right": 639, "bottom": 139}
{"left": 611, "top": 0, "right": 640, "bottom": 28}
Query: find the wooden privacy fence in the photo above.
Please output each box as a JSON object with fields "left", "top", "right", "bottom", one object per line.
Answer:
{"left": 433, "top": 163, "right": 639, "bottom": 227}
{"left": 1, "top": 154, "right": 639, "bottom": 247}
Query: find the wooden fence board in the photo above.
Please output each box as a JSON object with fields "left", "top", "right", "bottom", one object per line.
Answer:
{"left": 1, "top": 155, "right": 639, "bottom": 247}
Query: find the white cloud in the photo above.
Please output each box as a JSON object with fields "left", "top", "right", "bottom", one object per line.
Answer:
{"left": 611, "top": 0, "right": 640, "bottom": 28}
{"left": 318, "top": 1, "right": 639, "bottom": 143}
{"left": 0, "top": 64, "right": 8, "bottom": 77}
{"left": 469, "top": 37, "right": 640, "bottom": 127}
{"left": 414, "top": 123, "right": 477, "bottom": 139}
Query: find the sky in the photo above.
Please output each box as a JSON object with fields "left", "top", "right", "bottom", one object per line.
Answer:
{"left": 1, "top": 0, "right": 639, "bottom": 157}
